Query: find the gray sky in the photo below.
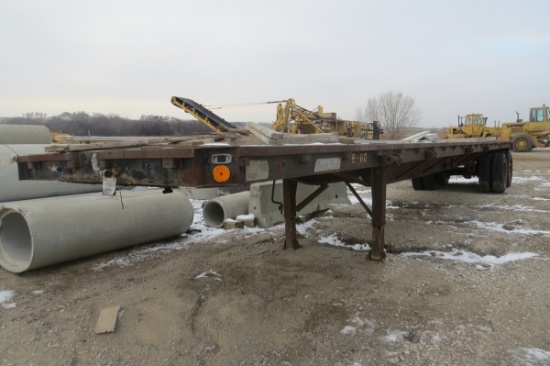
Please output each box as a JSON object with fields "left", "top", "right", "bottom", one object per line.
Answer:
{"left": 1, "top": 0, "right": 549, "bottom": 127}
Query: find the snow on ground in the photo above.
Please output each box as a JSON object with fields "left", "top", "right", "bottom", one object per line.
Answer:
{"left": 93, "top": 184, "right": 545, "bottom": 272}
{"left": 95, "top": 170, "right": 550, "bottom": 270}
{"left": 512, "top": 176, "right": 549, "bottom": 184}
{"left": 508, "top": 347, "right": 550, "bottom": 366}
{"left": 468, "top": 220, "right": 550, "bottom": 237}
{"left": 477, "top": 204, "right": 550, "bottom": 213}
{"left": 401, "top": 249, "right": 540, "bottom": 270}
{"left": 0, "top": 290, "right": 16, "bottom": 309}
{"left": 317, "top": 232, "right": 371, "bottom": 251}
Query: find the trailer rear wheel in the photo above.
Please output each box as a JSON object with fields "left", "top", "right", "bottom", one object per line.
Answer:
{"left": 436, "top": 172, "right": 450, "bottom": 186}
{"left": 412, "top": 177, "right": 424, "bottom": 190}
{"left": 505, "top": 150, "right": 513, "bottom": 187}
{"left": 491, "top": 152, "right": 508, "bottom": 193}
{"left": 512, "top": 135, "right": 534, "bottom": 152}
{"left": 412, "top": 174, "right": 439, "bottom": 191}
{"left": 478, "top": 153, "right": 492, "bottom": 193}
{"left": 421, "top": 174, "right": 438, "bottom": 191}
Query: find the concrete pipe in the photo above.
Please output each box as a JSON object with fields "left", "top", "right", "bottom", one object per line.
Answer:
{"left": 0, "top": 190, "right": 194, "bottom": 273}
{"left": 203, "top": 191, "right": 250, "bottom": 227}
{"left": 0, "top": 144, "right": 101, "bottom": 203}
{"left": 0, "top": 125, "right": 52, "bottom": 144}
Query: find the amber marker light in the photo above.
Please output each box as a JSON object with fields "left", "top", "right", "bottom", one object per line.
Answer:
{"left": 212, "top": 165, "right": 231, "bottom": 183}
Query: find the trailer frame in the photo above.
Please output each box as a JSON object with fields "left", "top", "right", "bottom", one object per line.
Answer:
{"left": 16, "top": 139, "right": 513, "bottom": 260}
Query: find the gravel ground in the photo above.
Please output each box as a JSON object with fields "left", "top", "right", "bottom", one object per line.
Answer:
{"left": 1, "top": 150, "right": 549, "bottom": 366}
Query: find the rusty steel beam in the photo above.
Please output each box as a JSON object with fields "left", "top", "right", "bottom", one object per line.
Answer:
{"left": 17, "top": 140, "right": 511, "bottom": 189}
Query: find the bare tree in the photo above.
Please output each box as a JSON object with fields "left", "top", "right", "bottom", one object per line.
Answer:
{"left": 357, "top": 91, "right": 422, "bottom": 139}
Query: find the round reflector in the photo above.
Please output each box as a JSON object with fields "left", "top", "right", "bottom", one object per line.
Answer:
{"left": 212, "top": 165, "right": 230, "bottom": 183}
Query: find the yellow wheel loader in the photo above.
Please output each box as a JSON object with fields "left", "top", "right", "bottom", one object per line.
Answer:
{"left": 446, "top": 105, "right": 550, "bottom": 152}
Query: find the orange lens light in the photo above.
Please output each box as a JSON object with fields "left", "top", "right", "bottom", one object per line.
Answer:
{"left": 212, "top": 165, "right": 230, "bottom": 183}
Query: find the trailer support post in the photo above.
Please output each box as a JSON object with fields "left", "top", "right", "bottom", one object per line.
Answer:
{"left": 370, "top": 167, "right": 387, "bottom": 260}
{"left": 282, "top": 179, "right": 300, "bottom": 249}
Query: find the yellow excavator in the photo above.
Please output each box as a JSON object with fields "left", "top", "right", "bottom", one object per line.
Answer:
{"left": 446, "top": 105, "right": 550, "bottom": 152}
{"left": 271, "top": 98, "right": 374, "bottom": 139}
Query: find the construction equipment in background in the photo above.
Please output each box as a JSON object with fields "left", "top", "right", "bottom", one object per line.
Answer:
{"left": 446, "top": 105, "right": 550, "bottom": 152}
{"left": 271, "top": 98, "right": 375, "bottom": 139}
{"left": 499, "top": 104, "right": 550, "bottom": 152}
{"left": 171, "top": 96, "right": 250, "bottom": 135}
{"left": 50, "top": 132, "right": 72, "bottom": 143}
{"left": 446, "top": 113, "right": 496, "bottom": 139}
{"left": 170, "top": 96, "right": 377, "bottom": 140}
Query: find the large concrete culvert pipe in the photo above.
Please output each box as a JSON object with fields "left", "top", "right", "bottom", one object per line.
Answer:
{"left": 202, "top": 191, "right": 250, "bottom": 227}
{"left": 0, "top": 125, "right": 52, "bottom": 144}
{"left": 1, "top": 144, "right": 101, "bottom": 203}
{"left": 0, "top": 190, "right": 194, "bottom": 273}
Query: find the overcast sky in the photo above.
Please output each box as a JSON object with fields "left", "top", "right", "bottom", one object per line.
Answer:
{"left": 1, "top": 0, "right": 549, "bottom": 127}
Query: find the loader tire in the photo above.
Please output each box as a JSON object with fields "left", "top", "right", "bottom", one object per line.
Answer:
{"left": 505, "top": 150, "right": 513, "bottom": 188}
{"left": 512, "top": 135, "right": 534, "bottom": 152}
{"left": 478, "top": 153, "right": 492, "bottom": 193}
{"left": 491, "top": 152, "right": 508, "bottom": 193}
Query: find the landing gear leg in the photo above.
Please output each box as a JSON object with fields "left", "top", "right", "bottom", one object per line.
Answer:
{"left": 370, "top": 167, "right": 387, "bottom": 261}
{"left": 282, "top": 179, "right": 300, "bottom": 249}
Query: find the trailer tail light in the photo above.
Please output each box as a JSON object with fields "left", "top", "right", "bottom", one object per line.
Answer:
{"left": 212, "top": 165, "right": 231, "bottom": 183}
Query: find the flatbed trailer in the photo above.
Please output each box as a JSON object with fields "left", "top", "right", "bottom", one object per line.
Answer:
{"left": 16, "top": 139, "right": 513, "bottom": 260}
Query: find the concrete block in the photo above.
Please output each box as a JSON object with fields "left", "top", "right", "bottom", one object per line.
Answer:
{"left": 223, "top": 219, "right": 244, "bottom": 230}
{"left": 249, "top": 181, "right": 350, "bottom": 228}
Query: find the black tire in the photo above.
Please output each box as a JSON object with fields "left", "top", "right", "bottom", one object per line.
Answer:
{"left": 491, "top": 152, "right": 508, "bottom": 193}
{"left": 512, "top": 134, "right": 534, "bottom": 152}
{"left": 436, "top": 172, "right": 450, "bottom": 186}
{"left": 505, "top": 150, "right": 513, "bottom": 188}
{"left": 412, "top": 177, "right": 424, "bottom": 191}
{"left": 422, "top": 174, "right": 438, "bottom": 191}
{"left": 478, "top": 153, "right": 492, "bottom": 193}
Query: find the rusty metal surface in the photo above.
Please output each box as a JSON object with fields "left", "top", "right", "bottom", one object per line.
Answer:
{"left": 17, "top": 140, "right": 512, "bottom": 188}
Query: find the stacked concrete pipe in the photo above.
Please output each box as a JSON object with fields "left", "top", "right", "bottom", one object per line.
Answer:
{"left": 0, "top": 144, "right": 102, "bottom": 203}
{"left": 0, "top": 124, "right": 52, "bottom": 144}
{"left": 202, "top": 191, "right": 250, "bottom": 227}
{"left": 0, "top": 190, "right": 194, "bottom": 273}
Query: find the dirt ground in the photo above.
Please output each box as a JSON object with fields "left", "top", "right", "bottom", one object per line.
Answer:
{"left": 1, "top": 151, "right": 549, "bottom": 366}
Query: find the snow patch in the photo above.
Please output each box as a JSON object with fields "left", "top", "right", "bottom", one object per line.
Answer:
{"left": 401, "top": 249, "right": 539, "bottom": 269}
{"left": 469, "top": 220, "right": 550, "bottom": 237}
{"left": 318, "top": 233, "right": 371, "bottom": 251}
{"left": 381, "top": 330, "right": 407, "bottom": 344}
{"left": 0, "top": 290, "right": 16, "bottom": 309}
{"left": 509, "top": 347, "right": 550, "bottom": 365}
{"left": 195, "top": 270, "right": 222, "bottom": 281}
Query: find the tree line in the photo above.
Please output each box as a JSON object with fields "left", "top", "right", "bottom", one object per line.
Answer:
{"left": 3, "top": 91, "right": 432, "bottom": 139}
{"left": 1, "top": 112, "right": 215, "bottom": 136}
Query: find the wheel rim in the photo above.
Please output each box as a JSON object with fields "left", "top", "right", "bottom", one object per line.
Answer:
{"left": 515, "top": 139, "right": 527, "bottom": 149}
